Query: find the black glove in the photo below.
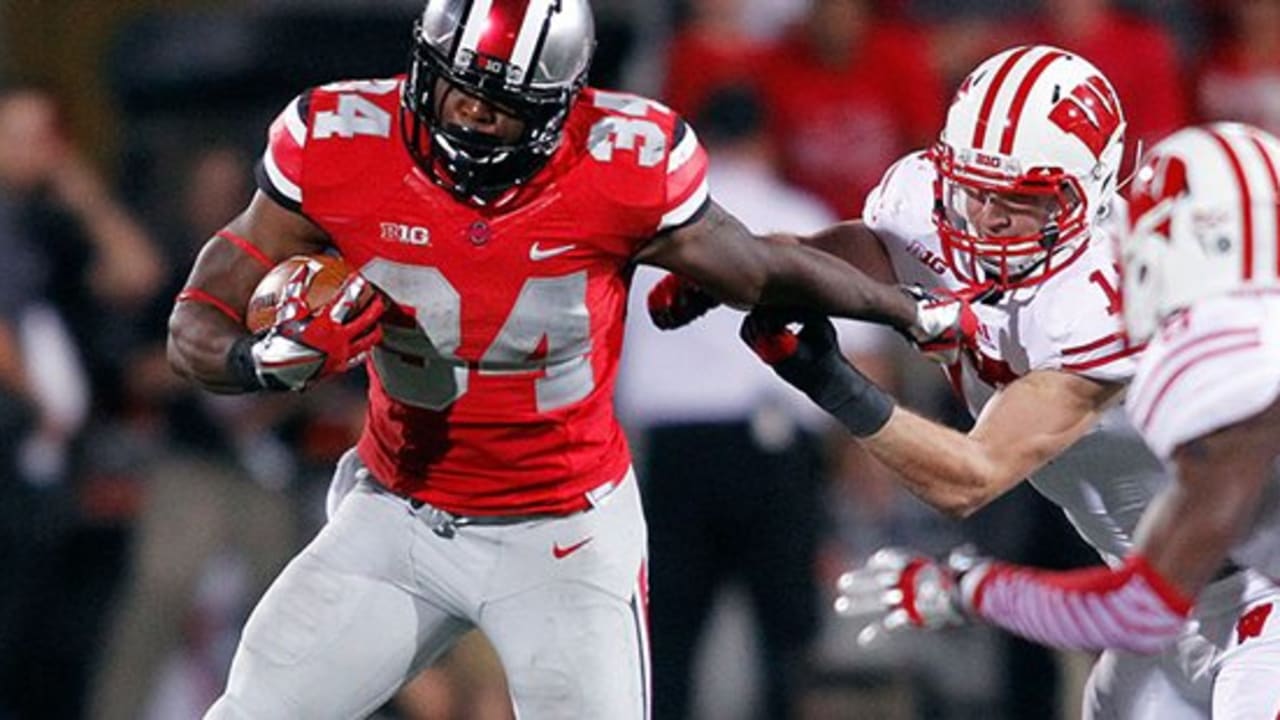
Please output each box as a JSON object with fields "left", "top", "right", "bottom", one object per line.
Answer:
{"left": 740, "top": 310, "right": 895, "bottom": 437}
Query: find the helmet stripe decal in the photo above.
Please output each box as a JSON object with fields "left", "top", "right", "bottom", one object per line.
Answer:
{"left": 1206, "top": 128, "right": 1255, "bottom": 280}
{"left": 509, "top": 0, "right": 555, "bottom": 84}
{"left": 474, "top": 0, "right": 535, "bottom": 63}
{"left": 1245, "top": 130, "right": 1280, "bottom": 278}
{"left": 456, "top": 0, "right": 497, "bottom": 64}
{"left": 999, "top": 49, "right": 1068, "bottom": 154}
{"left": 971, "top": 45, "right": 1033, "bottom": 150}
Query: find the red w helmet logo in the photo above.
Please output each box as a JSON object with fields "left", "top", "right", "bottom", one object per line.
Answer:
{"left": 1048, "top": 76, "right": 1123, "bottom": 160}
{"left": 1129, "top": 152, "right": 1190, "bottom": 238}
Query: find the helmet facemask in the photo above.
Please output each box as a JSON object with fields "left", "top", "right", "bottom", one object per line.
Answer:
{"left": 931, "top": 142, "right": 1090, "bottom": 290}
{"left": 401, "top": 15, "right": 588, "bottom": 203}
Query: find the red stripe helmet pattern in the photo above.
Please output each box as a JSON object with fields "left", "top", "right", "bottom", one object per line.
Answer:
{"left": 402, "top": 0, "right": 595, "bottom": 202}
{"left": 1122, "top": 123, "right": 1280, "bottom": 342}
{"left": 932, "top": 45, "right": 1127, "bottom": 290}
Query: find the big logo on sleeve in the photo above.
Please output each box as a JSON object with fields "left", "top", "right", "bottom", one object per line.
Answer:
{"left": 1048, "top": 76, "right": 1123, "bottom": 161}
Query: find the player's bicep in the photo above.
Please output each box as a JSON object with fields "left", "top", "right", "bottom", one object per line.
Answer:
{"left": 1136, "top": 397, "right": 1280, "bottom": 593}
{"left": 969, "top": 370, "right": 1123, "bottom": 484}
{"left": 635, "top": 200, "right": 772, "bottom": 306}
{"left": 182, "top": 191, "right": 329, "bottom": 307}
{"left": 799, "top": 221, "right": 898, "bottom": 285}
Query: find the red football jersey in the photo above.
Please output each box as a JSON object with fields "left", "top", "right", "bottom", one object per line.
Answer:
{"left": 257, "top": 78, "right": 709, "bottom": 515}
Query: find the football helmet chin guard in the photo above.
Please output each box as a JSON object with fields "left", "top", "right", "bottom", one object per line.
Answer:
{"left": 401, "top": 0, "right": 595, "bottom": 202}
{"left": 932, "top": 45, "right": 1126, "bottom": 290}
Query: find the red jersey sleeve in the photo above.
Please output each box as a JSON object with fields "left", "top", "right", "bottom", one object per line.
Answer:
{"left": 254, "top": 90, "right": 312, "bottom": 213}
{"left": 572, "top": 90, "right": 711, "bottom": 249}
{"left": 655, "top": 117, "right": 711, "bottom": 233}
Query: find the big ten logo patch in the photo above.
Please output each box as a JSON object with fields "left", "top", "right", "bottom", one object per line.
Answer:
{"left": 906, "top": 240, "right": 948, "bottom": 275}
{"left": 1236, "top": 602, "right": 1273, "bottom": 645}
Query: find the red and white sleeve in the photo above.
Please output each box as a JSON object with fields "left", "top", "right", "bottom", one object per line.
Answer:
{"left": 254, "top": 91, "right": 310, "bottom": 213}
{"left": 655, "top": 118, "right": 710, "bottom": 233}
{"left": 961, "top": 555, "right": 1193, "bottom": 654}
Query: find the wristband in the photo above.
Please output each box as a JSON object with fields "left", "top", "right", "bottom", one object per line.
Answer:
{"left": 226, "top": 334, "right": 267, "bottom": 392}
{"left": 774, "top": 351, "right": 895, "bottom": 437}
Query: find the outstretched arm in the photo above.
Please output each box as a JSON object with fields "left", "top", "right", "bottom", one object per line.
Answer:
{"left": 955, "top": 399, "right": 1280, "bottom": 654}
{"left": 635, "top": 202, "right": 916, "bottom": 330}
{"left": 865, "top": 369, "right": 1121, "bottom": 516}
{"left": 741, "top": 314, "right": 1121, "bottom": 516}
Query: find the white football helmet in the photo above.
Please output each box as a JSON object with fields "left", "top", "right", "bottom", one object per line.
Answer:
{"left": 1121, "top": 122, "right": 1280, "bottom": 342}
{"left": 932, "top": 45, "right": 1126, "bottom": 289}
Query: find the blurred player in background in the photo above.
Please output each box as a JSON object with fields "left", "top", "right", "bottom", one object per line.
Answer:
{"left": 837, "top": 122, "right": 1280, "bottom": 719}
{"left": 165, "top": 0, "right": 960, "bottom": 717}
{"left": 652, "top": 45, "right": 1280, "bottom": 718}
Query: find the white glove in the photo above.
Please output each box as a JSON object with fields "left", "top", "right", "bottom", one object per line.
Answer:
{"left": 900, "top": 284, "right": 987, "bottom": 365}
{"left": 834, "top": 546, "right": 986, "bottom": 648}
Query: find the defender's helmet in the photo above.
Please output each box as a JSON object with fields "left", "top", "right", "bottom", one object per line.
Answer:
{"left": 402, "top": 0, "right": 595, "bottom": 202}
{"left": 932, "top": 45, "right": 1126, "bottom": 289}
{"left": 1121, "top": 123, "right": 1280, "bottom": 342}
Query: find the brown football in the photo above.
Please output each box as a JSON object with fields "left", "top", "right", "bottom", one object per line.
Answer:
{"left": 245, "top": 253, "right": 371, "bottom": 333}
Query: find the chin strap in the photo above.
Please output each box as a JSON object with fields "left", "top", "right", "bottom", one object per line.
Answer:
{"left": 962, "top": 555, "right": 1193, "bottom": 654}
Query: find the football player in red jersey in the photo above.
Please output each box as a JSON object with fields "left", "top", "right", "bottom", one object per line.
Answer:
{"left": 166, "top": 1, "right": 954, "bottom": 717}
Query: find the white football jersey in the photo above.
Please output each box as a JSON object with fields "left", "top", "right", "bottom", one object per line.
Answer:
{"left": 864, "top": 152, "right": 1159, "bottom": 562}
{"left": 1126, "top": 293, "right": 1280, "bottom": 580}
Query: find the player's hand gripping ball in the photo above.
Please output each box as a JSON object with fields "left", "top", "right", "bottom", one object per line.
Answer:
{"left": 245, "top": 254, "right": 384, "bottom": 391}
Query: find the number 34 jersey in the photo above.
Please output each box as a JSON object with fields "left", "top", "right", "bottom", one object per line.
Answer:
{"left": 257, "top": 78, "right": 710, "bottom": 516}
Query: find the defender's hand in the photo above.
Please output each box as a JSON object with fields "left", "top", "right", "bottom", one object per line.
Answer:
{"left": 835, "top": 546, "right": 982, "bottom": 648}
{"left": 648, "top": 273, "right": 720, "bottom": 330}
{"left": 902, "top": 284, "right": 986, "bottom": 364}
{"left": 251, "top": 266, "right": 385, "bottom": 391}
{"left": 741, "top": 310, "right": 895, "bottom": 437}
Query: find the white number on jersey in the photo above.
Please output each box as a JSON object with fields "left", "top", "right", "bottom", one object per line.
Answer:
{"left": 361, "top": 261, "right": 595, "bottom": 412}
{"left": 588, "top": 90, "right": 666, "bottom": 168}
{"left": 313, "top": 90, "right": 393, "bottom": 140}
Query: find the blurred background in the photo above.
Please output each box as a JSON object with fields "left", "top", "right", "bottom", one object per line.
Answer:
{"left": 0, "top": 0, "right": 1266, "bottom": 718}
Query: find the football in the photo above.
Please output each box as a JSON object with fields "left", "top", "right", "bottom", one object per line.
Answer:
{"left": 245, "top": 253, "right": 372, "bottom": 333}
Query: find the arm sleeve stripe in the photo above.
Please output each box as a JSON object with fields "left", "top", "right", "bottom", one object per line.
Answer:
{"left": 967, "top": 555, "right": 1192, "bottom": 654}
{"left": 1129, "top": 327, "right": 1259, "bottom": 419}
{"left": 1061, "top": 343, "right": 1145, "bottom": 371}
{"left": 667, "top": 121, "right": 698, "bottom": 175}
{"left": 657, "top": 178, "right": 710, "bottom": 232}
{"left": 1137, "top": 338, "right": 1262, "bottom": 432}
{"left": 259, "top": 144, "right": 302, "bottom": 203}
{"left": 283, "top": 96, "right": 308, "bottom": 147}
{"left": 215, "top": 229, "right": 274, "bottom": 269}
{"left": 1062, "top": 332, "right": 1126, "bottom": 356}
{"left": 176, "top": 288, "right": 244, "bottom": 324}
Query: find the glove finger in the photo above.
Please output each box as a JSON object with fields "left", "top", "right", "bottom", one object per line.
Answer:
{"left": 867, "top": 547, "right": 910, "bottom": 572}
{"left": 349, "top": 324, "right": 384, "bottom": 356}
{"left": 740, "top": 314, "right": 799, "bottom": 364}
{"left": 882, "top": 608, "right": 913, "bottom": 632}
{"left": 856, "top": 618, "right": 895, "bottom": 649}
{"left": 339, "top": 293, "right": 387, "bottom": 334}
{"left": 796, "top": 314, "right": 838, "bottom": 349}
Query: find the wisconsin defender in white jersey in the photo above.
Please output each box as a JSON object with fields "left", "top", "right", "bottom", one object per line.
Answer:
{"left": 652, "top": 46, "right": 1280, "bottom": 718}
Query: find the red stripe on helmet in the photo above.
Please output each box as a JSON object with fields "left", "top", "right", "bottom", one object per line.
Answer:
{"left": 1245, "top": 131, "right": 1280, "bottom": 278}
{"left": 971, "top": 46, "right": 1033, "bottom": 150}
{"left": 999, "top": 49, "right": 1068, "bottom": 154}
{"left": 475, "top": 0, "right": 534, "bottom": 62}
{"left": 1207, "top": 128, "right": 1256, "bottom": 281}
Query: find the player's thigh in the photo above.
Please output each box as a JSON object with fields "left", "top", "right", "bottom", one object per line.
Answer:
{"left": 206, "top": 480, "right": 469, "bottom": 720}
{"left": 482, "top": 473, "right": 648, "bottom": 720}
{"left": 1211, "top": 602, "right": 1280, "bottom": 719}
{"left": 484, "top": 579, "right": 647, "bottom": 720}
{"left": 1083, "top": 649, "right": 1208, "bottom": 720}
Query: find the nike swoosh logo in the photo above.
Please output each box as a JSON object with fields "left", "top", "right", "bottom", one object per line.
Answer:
{"left": 552, "top": 537, "right": 593, "bottom": 559}
{"left": 530, "top": 242, "right": 576, "bottom": 261}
